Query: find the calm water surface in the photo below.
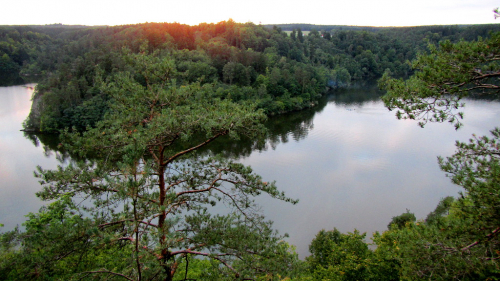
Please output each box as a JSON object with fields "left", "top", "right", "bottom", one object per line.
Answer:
{"left": 0, "top": 84, "right": 63, "bottom": 229}
{"left": 1, "top": 83, "right": 499, "bottom": 258}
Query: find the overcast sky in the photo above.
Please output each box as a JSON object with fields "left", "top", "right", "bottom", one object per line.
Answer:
{"left": 2, "top": 0, "right": 499, "bottom": 27}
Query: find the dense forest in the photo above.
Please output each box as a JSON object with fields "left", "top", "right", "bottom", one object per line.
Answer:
{"left": 1, "top": 21, "right": 499, "bottom": 132}
{"left": 1, "top": 21, "right": 500, "bottom": 280}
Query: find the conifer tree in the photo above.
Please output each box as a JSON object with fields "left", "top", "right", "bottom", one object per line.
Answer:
{"left": 20, "top": 50, "right": 299, "bottom": 280}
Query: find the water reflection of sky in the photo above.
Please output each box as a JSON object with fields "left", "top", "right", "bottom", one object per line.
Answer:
{"left": 0, "top": 84, "right": 61, "bottom": 231}
{"left": 239, "top": 95, "right": 500, "bottom": 258}
{"left": 1, "top": 84, "right": 499, "bottom": 260}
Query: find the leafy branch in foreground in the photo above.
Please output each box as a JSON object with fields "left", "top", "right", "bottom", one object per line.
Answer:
{"left": 438, "top": 128, "right": 500, "bottom": 246}
{"left": 380, "top": 32, "right": 500, "bottom": 129}
{"left": 3, "top": 50, "right": 299, "bottom": 281}
{"left": 375, "top": 22, "right": 500, "bottom": 279}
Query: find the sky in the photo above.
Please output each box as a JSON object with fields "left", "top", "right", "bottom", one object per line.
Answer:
{"left": 2, "top": 0, "right": 499, "bottom": 27}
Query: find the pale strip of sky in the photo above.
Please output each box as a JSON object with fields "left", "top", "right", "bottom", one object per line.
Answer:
{"left": 2, "top": 0, "right": 499, "bottom": 26}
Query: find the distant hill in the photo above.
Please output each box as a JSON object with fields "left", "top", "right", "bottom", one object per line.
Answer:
{"left": 264, "top": 24, "right": 390, "bottom": 32}
{"left": 263, "top": 23, "right": 495, "bottom": 32}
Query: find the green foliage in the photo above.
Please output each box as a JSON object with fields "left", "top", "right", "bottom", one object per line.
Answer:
{"left": 438, "top": 128, "right": 500, "bottom": 247}
{"left": 19, "top": 51, "right": 300, "bottom": 280}
{"left": 387, "top": 209, "right": 416, "bottom": 230}
{"left": 380, "top": 32, "right": 500, "bottom": 129}
{"left": 375, "top": 24, "right": 500, "bottom": 280}
{"left": 6, "top": 20, "right": 500, "bottom": 280}
{"left": 20, "top": 21, "right": 500, "bottom": 132}
{"left": 172, "top": 257, "right": 226, "bottom": 280}
{"left": 373, "top": 209, "right": 500, "bottom": 280}
{"left": 307, "top": 228, "right": 399, "bottom": 281}
{"left": 0, "top": 196, "right": 134, "bottom": 280}
{"left": 425, "top": 196, "right": 455, "bottom": 226}
{"left": 332, "top": 66, "right": 351, "bottom": 87}
{"left": 0, "top": 53, "right": 19, "bottom": 73}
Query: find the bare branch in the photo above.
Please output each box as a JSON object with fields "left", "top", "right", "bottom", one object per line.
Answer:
{"left": 164, "top": 131, "right": 229, "bottom": 165}
{"left": 176, "top": 173, "right": 221, "bottom": 197}
{"left": 81, "top": 270, "right": 134, "bottom": 281}
{"left": 117, "top": 237, "right": 135, "bottom": 242}
{"left": 169, "top": 250, "right": 238, "bottom": 275}
{"left": 460, "top": 227, "right": 500, "bottom": 252}
{"left": 98, "top": 219, "right": 158, "bottom": 229}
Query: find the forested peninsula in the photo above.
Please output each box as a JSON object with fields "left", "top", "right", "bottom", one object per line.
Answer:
{"left": 0, "top": 22, "right": 498, "bottom": 132}
{"left": 2, "top": 21, "right": 500, "bottom": 280}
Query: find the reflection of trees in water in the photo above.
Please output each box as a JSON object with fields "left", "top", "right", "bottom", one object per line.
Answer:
{"left": 24, "top": 105, "right": 321, "bottom": 161}
{"left": 328, "top": 81, "right": 384, "bottom": 107}
{"left": 0, "top": 74, "right": 26, "bottom": 86}
{"left": 24, "top": 83, "right": 386, "bottom": 160}
{"left": 468, "top": 92, "right": 500, "bottom": 101}
{"left": 204, "top": 101, "right": 323, "bottom": 159}
{"left": 264, "top": 108, "right": 317, "bottom": 149}
{"left": 23, "top": 132, "right": 72, "bottom": 163}
{"left": 467, "top": 78, "right": 500, "bottom": 101}
{"left": 0, "top": 74, "right": 42, "bottom": 86}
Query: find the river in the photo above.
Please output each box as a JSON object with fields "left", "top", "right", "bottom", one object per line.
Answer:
{"left": 1, "top": 82, "right": 499, "bottom": 258}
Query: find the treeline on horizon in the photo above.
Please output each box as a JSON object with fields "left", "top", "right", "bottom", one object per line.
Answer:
{"left": 1, "top": 21, "right": 499, "bottom": 132}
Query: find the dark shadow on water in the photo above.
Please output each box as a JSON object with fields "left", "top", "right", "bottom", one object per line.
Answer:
{"left": 23, "top": 132, "right": 73, "bottom": 163}
{"left": 0, "top": 73, "right": 43, "bottom": 86}
{"left": 204, "top": 95, "right": 329, "bottom": 159}
{"left": 327, "top": 80, "right": 385, "bottom": 106}
{"left": 23, "top": 82, "right": 386, "bottom": 160}
{"left": 0, "top": 74, "right": 26, "bottom": 86}
{"left": 468, "top": 92, "right": 500, "bottom": 101}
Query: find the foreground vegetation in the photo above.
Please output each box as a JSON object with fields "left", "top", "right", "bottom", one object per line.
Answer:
{"left": 1, "top": 19, "right": 500, "bottom": 280}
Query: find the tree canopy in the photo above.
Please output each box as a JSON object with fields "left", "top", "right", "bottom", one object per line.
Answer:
{"left": 1, "top": 50, "right": 300, "bottom": 280}
{"left": 4, "top": 21, "right": 496, "bottom": 132}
